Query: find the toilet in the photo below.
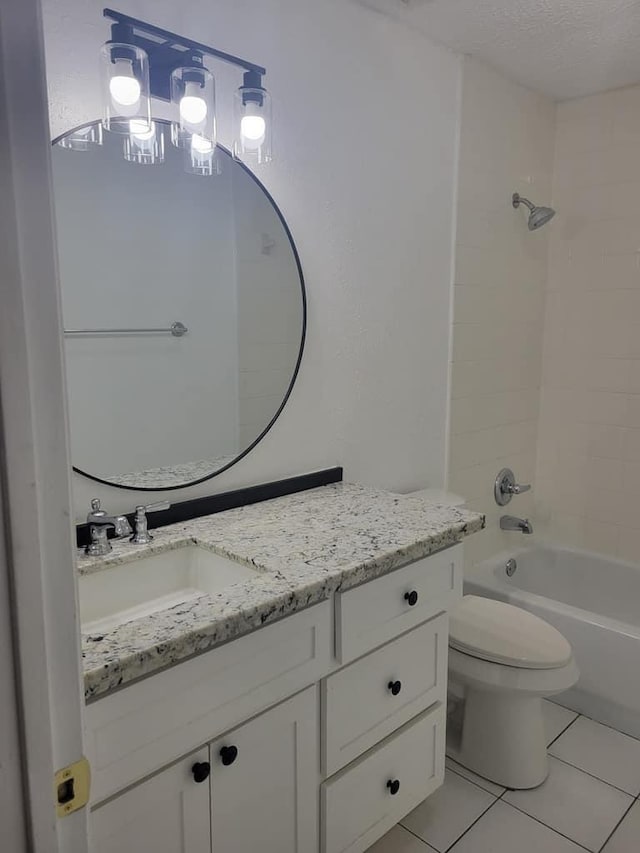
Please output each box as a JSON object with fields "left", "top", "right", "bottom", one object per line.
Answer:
{"left": 447, "top": 595, "right": 579, "bottom": 789}
{"left": 410, "top": 489, "right": 579, "bottom": 790}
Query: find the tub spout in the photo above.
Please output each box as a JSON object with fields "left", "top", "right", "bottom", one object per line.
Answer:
{"left": 500, "top": 515, "right": 533, "bottom": 534}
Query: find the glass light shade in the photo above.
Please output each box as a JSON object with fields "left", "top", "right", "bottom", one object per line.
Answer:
{"left": 56, "top": 123, "right": 103, "bottom": 151}
{"left": 184, "top": 135, "right": 223, "bottom": 176}
{"left": 233, "top": 87, "right": 272, "bottom": 164}
{"left": 123, "top": 120, "right": 165, "bottom": 165}
{"left": 170, "top": 65, "right": 216, "bottom": 150}
{"left": 100, "top": 43, "right": 151, "bottom": 135}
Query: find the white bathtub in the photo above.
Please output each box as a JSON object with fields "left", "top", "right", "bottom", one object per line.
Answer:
{"left": 465, "top": 545, "right": 640, "bottom": 739}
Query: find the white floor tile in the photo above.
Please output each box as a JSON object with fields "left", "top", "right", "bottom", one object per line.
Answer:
{"left": 401, "top": 769, "right": 496, "bottom": 852}
{"left": 445, "top": 756, "right": 506, "bottom": 796}
{"left": 504, "top": 756, "right": 633, "bottom": 852}
{"left": 542, "top": 700, "right": 579, "bottom": 745}
{"left": 550, "top": 715, "right": 640, "bottom": 794}
{"left": 366, "top": 824, "right": 437, "bottom": 852}
{"left": 447, "top": 800, "right": 584, "bottom": 853}
{"left": 602, "top": 800, "right": 640, "bottom": 853}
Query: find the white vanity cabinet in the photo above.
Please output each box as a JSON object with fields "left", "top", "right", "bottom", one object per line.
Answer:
{"left": 86, "top": 543, "right": 463, "bottom": 853}
{"left": 91, "top": 747, "right": 211, "bottom": 853}
{"left": 91, "top": 688, "right": 318, "bottom": 853}
{"left": 209, "top": 687, "right": 318, "bottom": 853}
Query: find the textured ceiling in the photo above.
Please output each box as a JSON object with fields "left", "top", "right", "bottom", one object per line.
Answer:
{"left": 356, "top": 0, "right": 640, "bottom": 100}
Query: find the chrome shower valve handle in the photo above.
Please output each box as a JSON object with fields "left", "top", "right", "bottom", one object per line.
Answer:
{"left": 494, "top": 468, "right": 531, "bottom": 506}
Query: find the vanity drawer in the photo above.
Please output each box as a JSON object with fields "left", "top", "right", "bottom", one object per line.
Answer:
{"left": 323, "top": 614, "right": 448, "bottom": 775}
{"left": 335, "top": 544, "right": 462, "bottom": 663}
{"left": 321, "top": 702, "right": 445, "bottom": 853}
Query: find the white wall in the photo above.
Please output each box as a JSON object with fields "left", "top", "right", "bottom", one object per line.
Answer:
{"left": 42, "top": 0, "right": 461, "bottom": 519}
{"left": 448, "top": 57, "right": 556, "bottom": 567}
{"left": 537, "top": 85, "right": 640, "bottom": 563}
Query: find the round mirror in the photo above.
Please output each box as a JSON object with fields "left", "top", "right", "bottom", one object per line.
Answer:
{"left": 51, "top": 120, "right": 305, "bottom": 490}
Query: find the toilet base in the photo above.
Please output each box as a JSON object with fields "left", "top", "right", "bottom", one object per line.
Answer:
{"left": 450, "top": 689, "right": 548, "bottom": 789}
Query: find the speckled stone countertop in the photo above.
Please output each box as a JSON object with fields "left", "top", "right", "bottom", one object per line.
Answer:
{"left": 78, "top": 482, "right": 485, "bottom": 701}
{"left": 104, "top": 455, "right": 234, "bottom": 489}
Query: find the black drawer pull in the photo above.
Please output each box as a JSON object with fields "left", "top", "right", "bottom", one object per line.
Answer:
{"left": 404, "top": 590, "right": 419, "bottom": 607}
{"left": 191, "top": 762, "right": 210, "bottom": 783}
{"left": 387, "top": 779, "right": 400, "bottom": 796}
{"left": 219, "top": 745, "right": 238, "bottom": 766}
{"left": 387, "top": 680, "right": 402, "bottom": 696}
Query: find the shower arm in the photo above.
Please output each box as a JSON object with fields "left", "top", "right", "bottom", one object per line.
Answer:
{"left": 512, "top": 193, "right": 535, "bottom": 212}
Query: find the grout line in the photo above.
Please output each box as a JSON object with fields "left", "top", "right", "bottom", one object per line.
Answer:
{"left": 395, "top": 825, "right": 437, "bottom": 851}
{"left": 548, "top": 754, "right": 639, "bottom": 798}
{"left": 598, "top": 797, "right": 637, "bottom": 853}
{"left": 442, "top": 798, "right": 501, "bottom": 853}
{"left": 446, "top": 762, "right": 507, "bottom": 797}
{"left": 502, "top": 800, "right": 593, "bottom": 852}
{"left": 398, "top": 775, "right": 501, "bottom": 852}
{"left": 545, "top": 710, "right": 581, "bottom": 749}
{"left": 573, "top": 711, "right": 640, "bottom": 745}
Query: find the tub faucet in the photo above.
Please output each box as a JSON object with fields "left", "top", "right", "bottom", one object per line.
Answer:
{"left": 500, "top": 515, "right": 533, "bottom": 535}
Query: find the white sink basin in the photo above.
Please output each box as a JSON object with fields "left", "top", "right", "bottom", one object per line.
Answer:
{"left": 79, "top": 545, "right": 259, "bottom": 634}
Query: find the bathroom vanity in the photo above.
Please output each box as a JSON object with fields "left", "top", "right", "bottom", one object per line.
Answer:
{"left": 78, "top": 483, "right": 484, "bottom": 853}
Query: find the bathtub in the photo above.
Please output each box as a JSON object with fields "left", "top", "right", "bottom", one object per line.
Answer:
{"left": 465, "top": 545, "right": 640, "bottom": 739}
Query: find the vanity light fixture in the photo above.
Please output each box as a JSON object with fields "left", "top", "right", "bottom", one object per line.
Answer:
{"left": 100, "top": 40, "right": 151, "bottom": 135}
{"left": 233, "top": 71, "right": 273, "bottom": 164}
{"left": 123, "top": 120, "right": 165, "bottom": 165}
{"left": 185, "top": 135, "right": 224, "bottom": 177}
{"left": 56, "top": 123, "right": 103, "bottom": 151}
{"left": 97, "top": 9, "right": 272, "bottom": 172}
{"left": 170, "top": 63, "right": 216, "bottom": 151}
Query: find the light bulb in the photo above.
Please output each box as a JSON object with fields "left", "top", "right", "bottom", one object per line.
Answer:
{"left": 241, "top": 114, "right": 266, "bottom": 142}
{"left": 191, "top": 133, "right": 213, "bottom": 154}
{"left": 109, "top": 64, "right": 141, "bottom": 107}
{"left": 129, "top": 119, "right": 153, "bottom": 139}
{"left": 180, "top": 95, "right": 208, "bottom": 125}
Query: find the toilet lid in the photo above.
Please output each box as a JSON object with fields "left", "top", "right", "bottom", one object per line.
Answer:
{"left": 449, "top": 596, "right": 572, "bottom": 669}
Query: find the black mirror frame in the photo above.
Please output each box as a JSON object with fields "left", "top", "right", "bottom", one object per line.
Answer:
{"left": 52, "top": 119, "right": 307, "bottom": 492}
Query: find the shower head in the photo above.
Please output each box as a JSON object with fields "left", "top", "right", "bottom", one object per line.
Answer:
{"left": 512, "top": 192, "right": 556, "bottom": 231}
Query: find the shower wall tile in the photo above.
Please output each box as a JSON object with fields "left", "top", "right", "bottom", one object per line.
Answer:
{"left": 536, "top": 82, "right": 640, "bottom": 563}
{"left": 448, "top": 56, "right": 556, "bottom": 567}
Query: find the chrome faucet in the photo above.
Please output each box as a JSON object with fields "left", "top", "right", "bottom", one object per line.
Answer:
{"left": 130, "top": 501, "right": 171, "bottom": 544}
{"left": 500, "top": 515, "right": 533, "bottom": 535}
{"left": 85, "top": 498, "right": 133, "bottom": 556}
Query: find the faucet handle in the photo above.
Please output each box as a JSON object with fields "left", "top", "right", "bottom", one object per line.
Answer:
{"left": 494, "top": 468, "right": 532, "bottom": 506}
{"left": 130, "top": 501, "right": 171, "bottom": 544}
{"left": 87, "top": 497, "right": 107, "bottom": 522}
{"left": 508, "top": 482, "right": 531, "bottom": 495}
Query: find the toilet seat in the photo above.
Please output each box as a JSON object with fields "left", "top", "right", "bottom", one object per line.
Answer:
{"left": 450, "top": 595, "right": 572, "bottom": 670}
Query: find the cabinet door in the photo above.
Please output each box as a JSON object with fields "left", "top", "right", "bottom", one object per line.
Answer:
{"left": 210, "top": 686, "right": 318, "bottom": 853}
{"left": 91, "top": 748, "right": 210, "bottom": 853}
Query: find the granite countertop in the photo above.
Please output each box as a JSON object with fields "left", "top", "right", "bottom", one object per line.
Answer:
{"left": 78, "top": 482, "right": 485, "bottom": 701}
{"left": 104, "top": 455, "right": 235, "bottom": 488}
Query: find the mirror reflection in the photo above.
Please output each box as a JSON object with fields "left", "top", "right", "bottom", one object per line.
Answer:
{"left": 51, "top": 120, "right": 305, "bottom": 490}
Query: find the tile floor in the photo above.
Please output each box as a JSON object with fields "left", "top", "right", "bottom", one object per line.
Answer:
{"left": 368, "top": 701, "right": 640, "bottom": 853}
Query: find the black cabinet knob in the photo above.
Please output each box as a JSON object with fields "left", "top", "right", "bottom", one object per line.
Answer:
{"left": 404, "top": 590, "right": 419, "bottom": 607}
{"left": 387, "top": 779, "right": 401, "bottom": 796}
{"left": 219, "top": 745, "right": 238, "bottom": 766}
{"left": 387, "top": 680, "right": 402, "bottom": 696}
{"left": 191, "top": 762, "right": 210, "bottom": 783}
